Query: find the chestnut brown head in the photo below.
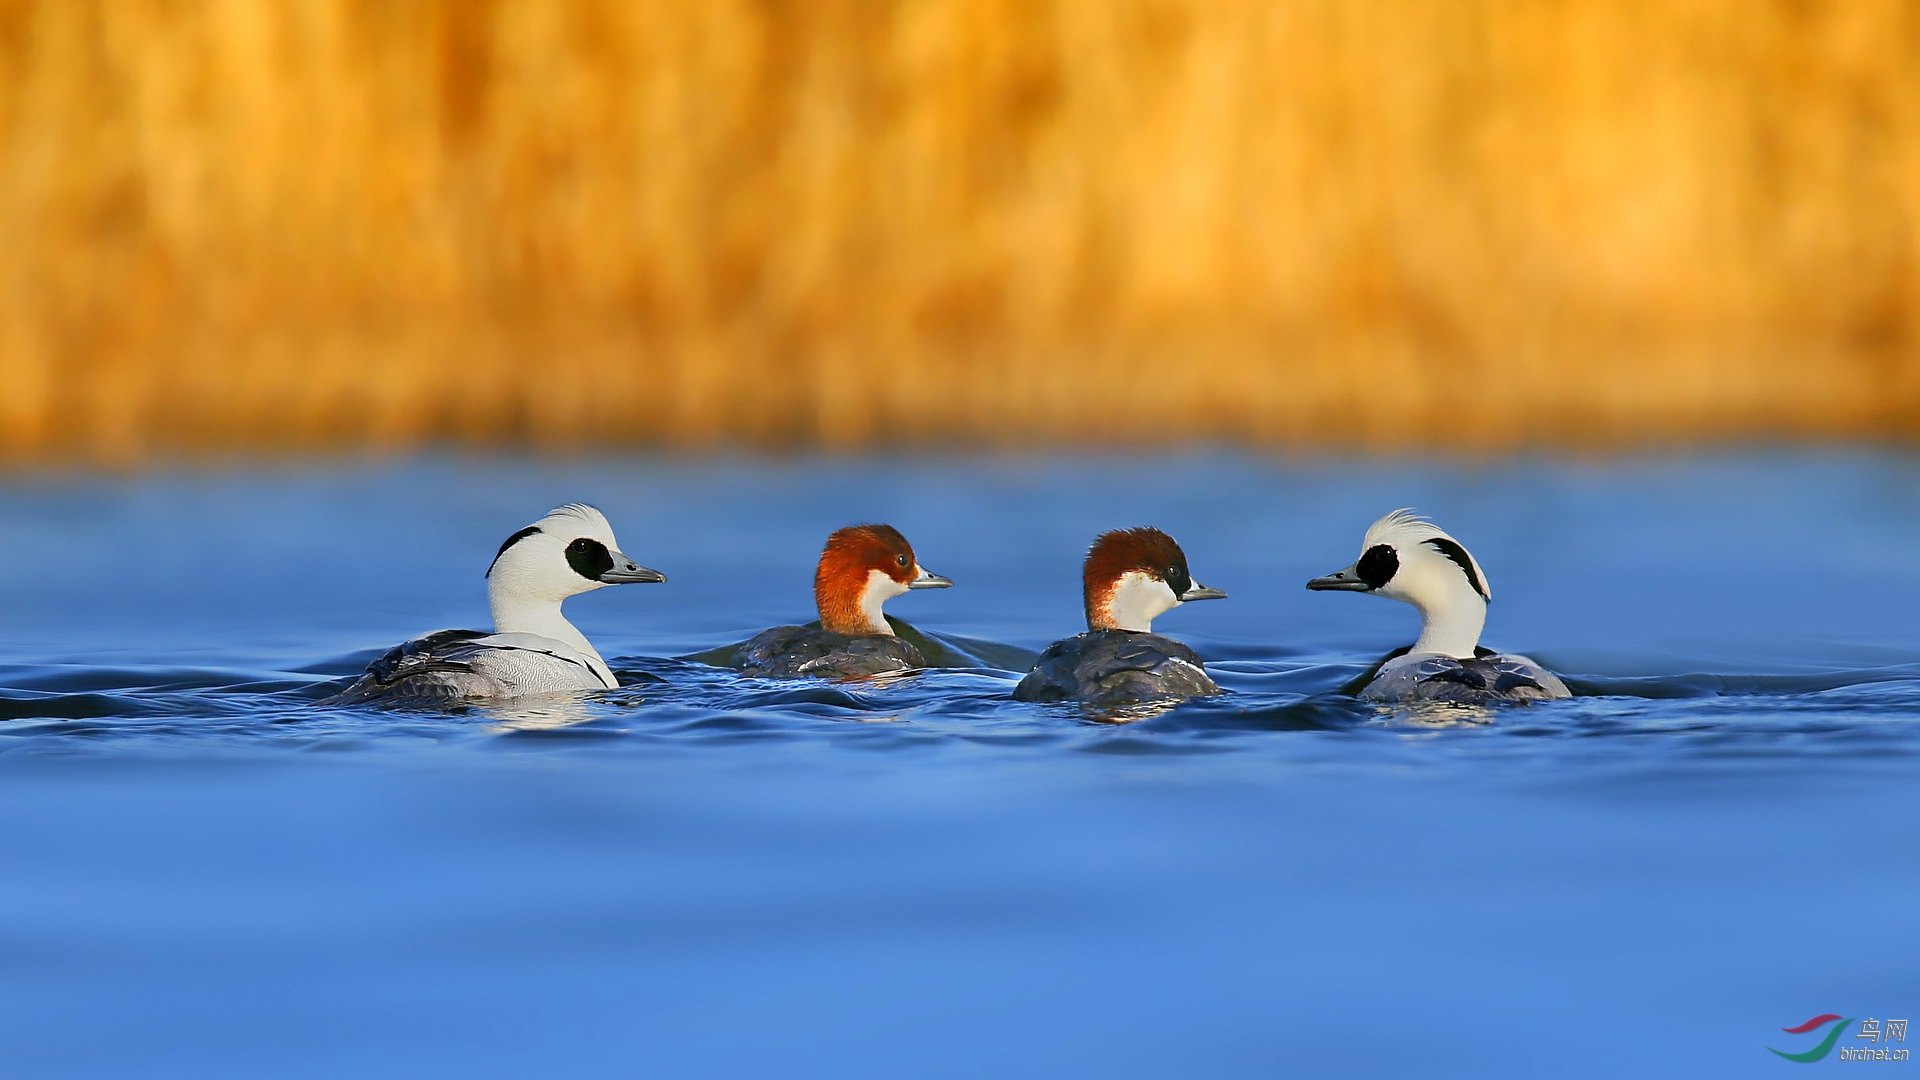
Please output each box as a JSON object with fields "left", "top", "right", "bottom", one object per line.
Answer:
{"left": 813, "top": 524, "right": 952, "bottom": 635}
{"left": 1082, "top": 527, "right": 1226, "bottom": 632}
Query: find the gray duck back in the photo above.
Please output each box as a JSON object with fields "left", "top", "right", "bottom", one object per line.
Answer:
{"left": 327, "top": 629, "right": 611, "bottom": 706}
{"left": 731, "top": 625, "right": 926, "bottom": 679}
{"left": 1357, "top": 649, "right": 1571, "bottom": 705}
{"left": 1013, "top": 630, "right": 1219, "bottom": 705}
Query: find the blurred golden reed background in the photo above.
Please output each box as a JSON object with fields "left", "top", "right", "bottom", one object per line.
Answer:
{"left": 1, "top": 0, "right": 1917, "bottom": 460}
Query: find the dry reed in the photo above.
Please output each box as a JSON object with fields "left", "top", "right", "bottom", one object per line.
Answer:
{"left": 0, "top": 0, "right": 1917, "bottom": 460}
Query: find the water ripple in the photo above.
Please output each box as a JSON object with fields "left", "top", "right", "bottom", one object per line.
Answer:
{"left": 0, "top": 643, "right": 1915, "bottom": 773}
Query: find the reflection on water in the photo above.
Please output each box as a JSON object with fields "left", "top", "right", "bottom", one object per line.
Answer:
{"left": 1, "top": 451, "right": 1919, "bottom": 1077}
{"left": 1366, "top": 702, "right": 1498, "bottom": 728}
{"left": 477, "top": 696, "right": 600, "bottom": 733}
{"left": 1072, "top": 698, "right": 1183, "bottom": 725}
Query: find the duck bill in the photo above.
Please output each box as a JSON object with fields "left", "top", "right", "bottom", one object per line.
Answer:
{"left": 908, "top": 567, "right": 953, "bottom": 589}
{"left": 1180, "top": 583, "right": 1227, "bottom": 602}
{"left": 1306, "top": 565, "right": 1370, "bottom": 592}
{"left": 598, "top": 551, "right": 668, "bottom": 584}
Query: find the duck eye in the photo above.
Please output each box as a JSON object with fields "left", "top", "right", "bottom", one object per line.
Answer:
{"left": 896, "top": 554, "right": 909, "bottom": 567}
{"left": 564, "top": 537, "right": 614, "bottom": 582}
{"left": 1164, "top": 563, "right": 1192, "bottom": 595}
{"left": 1356, "top": 543, "right": 1399, "bottom": 589}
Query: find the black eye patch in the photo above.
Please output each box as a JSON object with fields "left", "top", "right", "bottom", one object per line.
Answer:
{"left": 1164, "top": 562, "right": 1192, "bottom": 598}
{"left": 1355, "top": 544, "right": 1398, "bottom": 589}
{"left": 485, "top": 525, "right": 542, "bottom": 578}
{"left": 1422, "top": 537, "right": 1487, "bottom": 599}
{"left": 565, "top": 537, "right": 615, "bottom": 582}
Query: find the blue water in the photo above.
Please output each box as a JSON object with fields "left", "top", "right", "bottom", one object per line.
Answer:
{"left": 2, "top": 451, "right": 1917, "bottom": 1078}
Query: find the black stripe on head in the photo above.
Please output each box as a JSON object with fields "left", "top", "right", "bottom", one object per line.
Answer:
{"left": 1423, "top": 537, "right": 1488, "bottom": 599}
{"left": 565, "top": 537, "right": 615, "bottom": 582}
{"left": 486, "top": 526, "right": 542, "bottom": 578}
{"left": 1355, "top": 544, "right": 1398, "bottom": 589}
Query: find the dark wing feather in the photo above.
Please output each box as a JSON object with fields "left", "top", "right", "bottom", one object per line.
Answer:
{"left": 1014, "top": 631, "right": 1218, "bottom": 704}
{"left": 325, "top": 629, "right": 490, "bottom": 705}
{"left": 1340, "top": 645, "right": 1414, "bottom": 696}
{"left": 733, "top": 626, "right": 924, "bottom": 679}
{"left": 1342, "top": 644, "right": 1501, "bottom": 697}
{"left": 1359, "top": 652, "right": 1563, "bottom": 704}
{"left": 365, "top": 629, "right": 488, "bottom": 684}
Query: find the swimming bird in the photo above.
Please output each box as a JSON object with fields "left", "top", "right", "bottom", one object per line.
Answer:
{"left": 730, "top": 524, "right": 953, "bottom": 679}
{"left": 1306, "top": 509, "right": 1570, "bottom": 704}
{"left": 1013, "top": 527, "right": 1227, "bottom": 705}
{"left": 329, "top": 504, "right": 665, "bottom": 705}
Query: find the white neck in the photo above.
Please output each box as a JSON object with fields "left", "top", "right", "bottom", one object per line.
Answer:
{"left": 1097, "top": 572, "right": 1179, "bottom": 633}
{"left": 489, "top": 588, "right": 614, "bottom": 685}
{"left": 1407, "top": 590, "right": 1486, "bottom": 659}
{"left": 858, "top": 568, "right": 906, "bottom": 635}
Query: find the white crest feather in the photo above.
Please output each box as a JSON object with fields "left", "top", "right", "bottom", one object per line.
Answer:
{"left": 1363, "top": 508, "right": 1440, "bottom": 548}
{"left": 537, "top": 503, "right": 616, "bottom": 542}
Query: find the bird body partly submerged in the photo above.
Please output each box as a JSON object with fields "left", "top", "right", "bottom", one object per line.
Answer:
{"left": 1309, "top": 510, "right": 1570, "bottom": 705}
{"left": 327, "top": 503, "right": 664, "bottom": 708}
{"left": 732, "top": 625, "right": 926, "bottom": 679}
{"left": 1346, "top": 645, "right": 1570, "bottom": 705}
{"left": 1013, "top": 629, "right": 1218, "bottom": 705}
{"left": 730, "top": 524, "right": 951, "bottom": 681}
{"left": 330, "top": 629, "right": 617, "bottom": 705}
{"left": 1015, "top": 528, "right": 1226, "bottom": 706}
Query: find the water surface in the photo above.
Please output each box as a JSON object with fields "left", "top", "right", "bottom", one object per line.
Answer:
{"left": 1, "top": 452, "right": 1916, "bottom": 1078}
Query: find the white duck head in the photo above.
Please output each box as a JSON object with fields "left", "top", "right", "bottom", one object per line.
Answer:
{"left": 485, "top": 503, "right": 665, "bottom": 678}
{"left": 1307, "top": 509, "right": 1490, "bottom": 659}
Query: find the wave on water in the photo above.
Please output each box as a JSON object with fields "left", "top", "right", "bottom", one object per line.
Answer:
{"left": 3, "top": 644, "right": 1919, "bottom": 770}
